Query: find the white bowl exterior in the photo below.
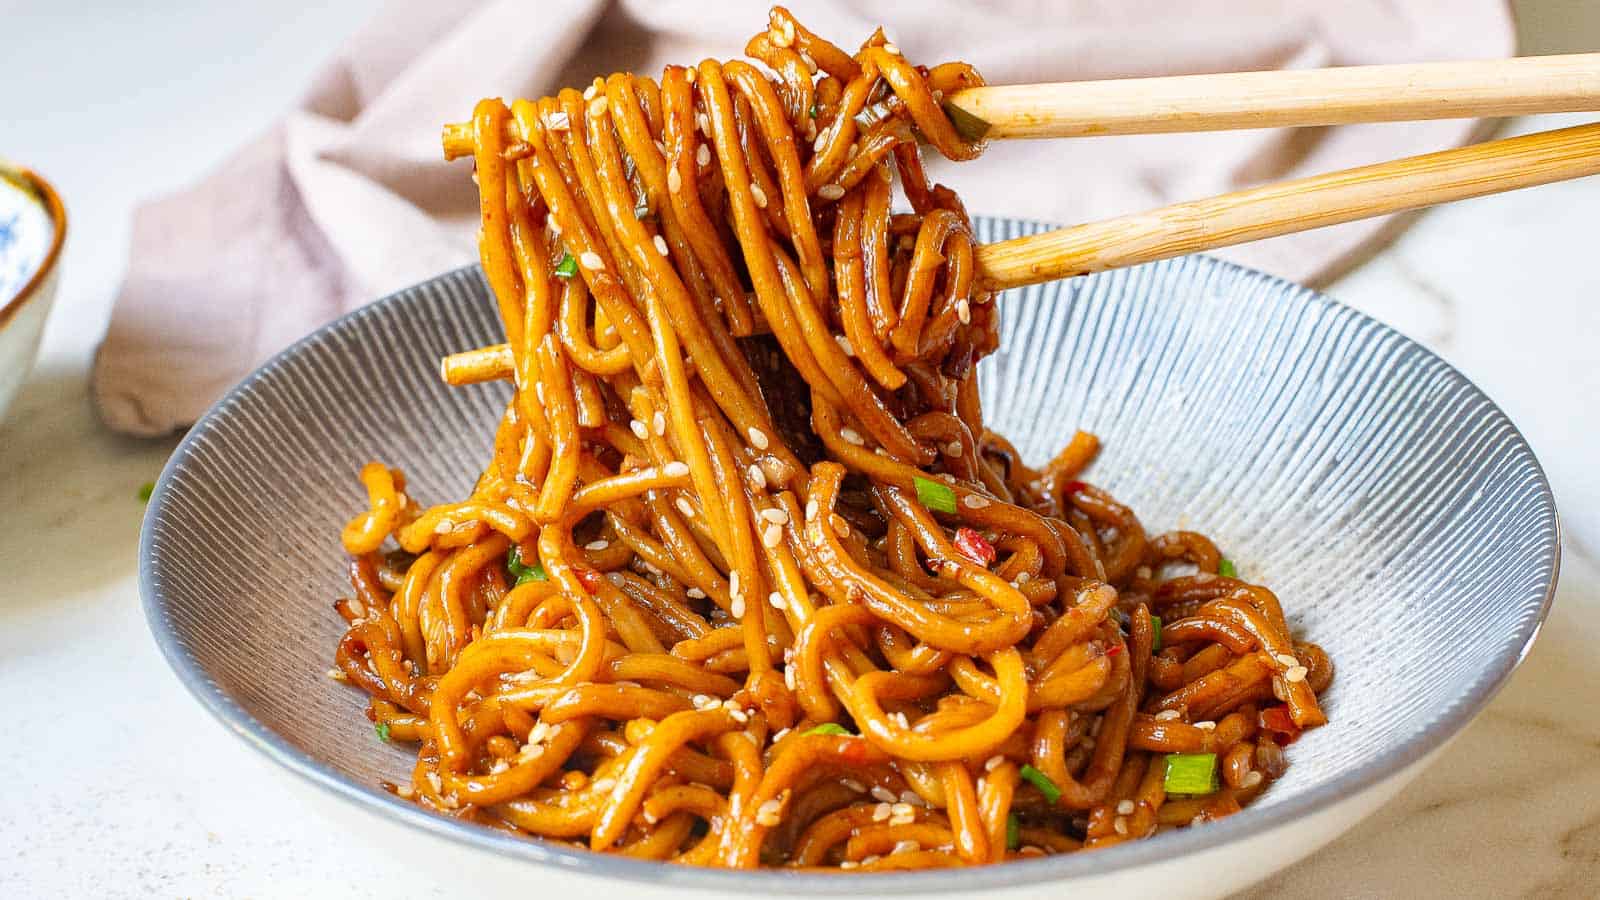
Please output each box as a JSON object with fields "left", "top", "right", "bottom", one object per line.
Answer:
{"left": 0, "top": 262, "right": 59, "bottom": 421}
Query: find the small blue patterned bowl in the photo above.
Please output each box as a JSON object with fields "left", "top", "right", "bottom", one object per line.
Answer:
{"left": 0, "top": 162, "right": 66, "bottom": 421}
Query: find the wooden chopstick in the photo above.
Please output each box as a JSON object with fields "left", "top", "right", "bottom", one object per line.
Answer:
{"left": 945, "top": 54, "right": 1600, "bottom": 140}
{"left": 974, "top": 120, "right": 1600, "bottom": 290}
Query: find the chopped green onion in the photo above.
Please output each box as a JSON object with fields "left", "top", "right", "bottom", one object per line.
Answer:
{"left": 375, "top": 721, "right": 392, "bottom": 743}
{"left": 1151, "top": 615, "right": 1163, "bottom": 653}
{"left": 554, "top": 252, "right": 578, "bottom": 279}
{"left": 1163, "top": 753, "right": 1219, "bottom": 796}
{"left": 808, "top": 103, "right": 818, "bottom": 119}
{"left": 913, "top": 476, "right": 957, "bottom": 515}
{"left": 1018, "top": 764, "right": 1061, "bottom": 805}
{"left": 507, "top": 546, "right": 548, "bottom": 585}
{"left": 942, "top": 101, "right": 992, "bottom": 143}
{"left": 138, "top": 481, "right": 155, "bottom": 503}
{"left": 1005, "top": 812, "right": 1020, "bottom": 850}
{"left": 805, "top": 723, "right": 851, "bottom": 736}
{"left": 1218, "top": 558, "right": 1238, "bottom": 579}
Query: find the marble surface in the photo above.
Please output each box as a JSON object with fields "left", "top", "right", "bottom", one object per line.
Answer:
{"left": 3, "top": 1, "right": 1598, "bottom": 896}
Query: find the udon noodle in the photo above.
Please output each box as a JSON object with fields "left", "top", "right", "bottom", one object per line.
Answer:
{"left": 331, "top": 6, "right": 1331, "bottom": 869}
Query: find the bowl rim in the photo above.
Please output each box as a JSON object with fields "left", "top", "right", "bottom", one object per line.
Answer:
{"left": 140, "top": 250, "right": 1561, "bottom": 894}
{"left": 0, "top": 162, "right": 67, "bottom": 330}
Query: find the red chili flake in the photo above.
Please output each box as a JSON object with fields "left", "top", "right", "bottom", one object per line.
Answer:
{"left": 1258, "top": 705, "right": 1301, "bottom": 745}
{"left": 953, "top": 527, "right": 996, "bottom": 567}
{"left": 575, "top": 568, "right": 605, "bottom": 591}
{"left": 1063, "top": 480, "right": 1088, "bottom": 495}
{"left": 1104, "top": 643, "right": 1124, "bottom": 658}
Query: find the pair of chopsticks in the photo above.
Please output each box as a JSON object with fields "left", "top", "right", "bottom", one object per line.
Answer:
{"left": 950, "top": 53, "right": 1600, "bottom": 289}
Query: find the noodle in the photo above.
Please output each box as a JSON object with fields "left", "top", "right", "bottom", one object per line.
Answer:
{"left": 330, "top": 6, "right": 1331, "bottom": 869}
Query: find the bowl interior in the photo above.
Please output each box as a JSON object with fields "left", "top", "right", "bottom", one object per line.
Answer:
{"left": 142, "top": 218, "right": 1558, "bottom": 891}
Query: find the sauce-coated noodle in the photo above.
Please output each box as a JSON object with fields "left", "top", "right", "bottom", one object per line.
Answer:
{"left": 331, "top": 6, "right": 1331, "bottom": 869}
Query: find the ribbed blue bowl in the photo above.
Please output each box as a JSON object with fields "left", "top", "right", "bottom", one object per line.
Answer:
{"left": 141, "top": 218, "right": 1559, "bottom": 898}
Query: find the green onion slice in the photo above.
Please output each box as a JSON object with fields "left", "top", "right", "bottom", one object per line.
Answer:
{"left": 138, "top": 481, "right": 155, "bottom": 503}
{"left": 808, "top": 103, "right": 818, "bottom": 119}
{"left": 1018, "top": 764, "right": 1061, "bottom": 805}
{"left": 1150, "top": 615, "right": 1163, "bottom": 653}
{"left": 913, "top": 476, "right": 957, "bottom": 514}
{"left": 804, "top": 723, "right": 851, "bottom": 736}
{"left": 375, "top": 721, "right": 392, "bottom": 743}
{"left": 1006, "top": 812, "right": 1020, "bottom": 850}
{"left": 554, "top": 252, "right": 578, "bottom": 279}
{"left": 1218, "top": 558, "right": 1238, "bottom": 579}
{"left": 1163, "top": 753, "right": 1219, "bottom": 795}
{"left": 508, "top": 546, "right": 548, "bottom": 585}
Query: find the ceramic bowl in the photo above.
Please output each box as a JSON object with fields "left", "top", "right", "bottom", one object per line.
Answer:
{"left": 0, "top": 162, "right": 66, "bottom": 422}
{"left": 140, "top": 218, "right": 1559, "bottom": 899}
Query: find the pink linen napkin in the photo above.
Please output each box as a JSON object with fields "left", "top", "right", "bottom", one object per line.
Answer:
{"left": 93, "top": 0, "right": 1515, "bottom": 436}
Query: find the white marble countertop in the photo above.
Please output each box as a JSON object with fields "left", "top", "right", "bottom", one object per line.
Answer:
{"left": 3, "top": 2, "right": 1598, "bottom": 897}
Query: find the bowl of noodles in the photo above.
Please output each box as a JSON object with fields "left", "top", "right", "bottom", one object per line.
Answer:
{"left": 140, "top": 7, "right": 1558, "bottom": 898}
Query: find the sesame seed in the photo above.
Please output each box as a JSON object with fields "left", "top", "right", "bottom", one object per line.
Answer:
{"left": 963, "top": 494, "right": 990, "bottom": 509}
{"left": 748, "top": 427, "right": 770, "bottom": 449}
{"left": 944, "top": 441, "right": 964, "bottom": 457}
{"left": 692, "top": 693, "right": 716, "bottom": 709}
{"left": 900, "top": 790, "right": 924, "bottom": 807}
{"left": 813, "top": 131, "right": 828, "bottom": 152}
{"left": 755, "top": 798, "right": 783, "bottom": 826}
{"left": 818, "top": 184, "right": 844, "bottom": 200}
{"left": 889, "top": 811, "right": 915, "bottom": 827}
{"left": 730, "top": 708, "right": 749, "bottom": 723}
{"left": 687, "top": 586, "right": 707, "bottom": 599}
{"left": 768, "top": 591, "right": 786, "bottom": 610}
{"left": 396, "top": 786, "right": 416, "bottom": 800}
{"left": 1116, "top": 800, "right": 1135, "bottom": 815}
{"left": 580, "top": 251, "right": 604, "bottom": 270}
{"left": 1195, "top": 720, "right": 1217, "bottom": 731}
{"left": 1113, "top": 816, "right": 1128, "bottom": 835}
{"left": 697, "top": 113, "right": 710, "bottom": 134}
{"left": 872, "top": 803, "right": 892, "bottom": 822}
{"left": 1154, "top": 709, "right": 1182, "bottom": 721}
{"left": 676, "top": 497, "right": 696, "bottom": 518}
{"left": 841, "top": 779, "right": 866, "bottom": 793}
{"left": 871, "top": 786, "right": 898, "bottom": 803}
{"left": 750, "top": 183, "right": 768, "bottom": 209}
{"left": 984, "top": 755, "right": 1004, "bottom": 772}
{"left": 805, "top": 499, "right": 819, "bottom": 521}
{"left": 761, "top": 507, "right": 789, "bottom": 524}
{"left": 667, "top": 167, "right": 682, "bottom": 193}
{"left": 1242, "top": 770, "right": 1264, "bottom": 789}
{"left": 630, "top": 418, "right": 649, "bottom": 440}
{"left": 762, "top": 524, "right": 783, "bottom": 548}
{"left": 583, "top": 84, "right": 597, "bottom": 100}
{"left": 883, "top": 43, "right": 901, "bottom": 55}
{"left": 747, "top": 463, "right": 767, "bottom": 489}
{"left": 1015, "top": 571, "right": 1032, "bottom": 584}
{"left": 730, "top": 594, "right": 746, "bottom": 618}
{"left": 697, "top": 144, "right": 711, "bottom": 167}
{"left": 591, "top": 777, "right": 617, "bottom": 793}
{"left": 489, "top": 759, "right": 509, "bottom": 774}
{"left": 433, "top": 518, "right": 456, "bottom": 534}
{"left": 663, "top": 461, "right": 689, "bottom": 477}
{"left": 1284, "top": 665, "right": 1309, "bottom": 683}
{"left": 728, "top": 570, "right": 741, "bottom": 597}
{"left": 840, "top": 427, "right": 864, "bottom": 446}
{"left": 1275, "top": 653, "right": 1300, "bottom": 668}
{"left": 891, "top": 839, "right": 920, "bottom": 855}
{"left": 1194, "top": 572, "right": 1215, "bottom": 584}
{"left": 784, "top": 666, "right": 797, "bottom": 690}
{"left": 652, "top": 411, "right": 667, "bottom": 436}
{"left": 890, "top": 712, "right": 910, "bottom": 730}
{"left": 956, "top": 298, "right": 971, "bottom": 324}
{"left": 585, "top": 539, "right": 609, "bottom": 551}
{"left": 326, "top": 667, "right": 347, "bottom": 682}
{"left": 654, "top": 235, "right": 669, "bottom": 257}
{"left": 685, "top": 67, "right": 697, "bottom": 84}
{"left": 839, "top": 860, "right": 859, "bottom": 870}
{"left": 835, "top": 334, "right": 854, "bottom": 357}
{"left": 528, "top": 722, "right": 551, "bottom": 744}
{"left": 546, "top": 111, "right": 570, "bottom": 131}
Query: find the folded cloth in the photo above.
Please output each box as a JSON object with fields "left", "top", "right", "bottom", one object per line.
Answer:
{"left": 92, "top": 0, "right": 1514, "bottom": 436}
